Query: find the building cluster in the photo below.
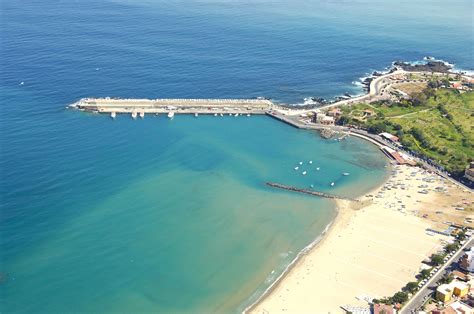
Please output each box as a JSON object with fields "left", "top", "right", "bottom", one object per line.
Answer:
{"left": 298, "top": 110, "right": 337, "bottom": 125}
{"left": 380, "top": 145, "right": 417, "bottom": 166}
{"left": 425, "top": 247, "right": 474, "bottom": 313}
{"left": 379, "top": 132, "right": 400, "bottom": 143}
{"left": 435, "top": 281, "right": 469, "bottom": 303}
{"left": 449, "top": 79, "right": 474, "bottom": 92}
{"left": 340, "top": 303, "right": 400, "bottom": 314}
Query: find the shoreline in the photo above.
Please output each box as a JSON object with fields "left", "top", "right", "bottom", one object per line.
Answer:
{"left": 248, "top": 162, "right": 472, "bottom": 313}
{"left": 243, "top": 170, "right": 390, "bottom": 313}
{"left": 242, "top": 211, "right": 338, "bottom": 313}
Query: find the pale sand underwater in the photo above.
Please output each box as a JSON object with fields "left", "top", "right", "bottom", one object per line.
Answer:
{"left": 250, "top": 165, "right": 473, "bottom": 313}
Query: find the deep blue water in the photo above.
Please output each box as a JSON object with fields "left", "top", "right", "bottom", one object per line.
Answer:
{"left": 1, "top": 0, "right": 472, "bottom": 313}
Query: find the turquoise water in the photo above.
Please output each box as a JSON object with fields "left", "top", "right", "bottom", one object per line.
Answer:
{"left": 2, "top": 110, "right": 388, "bottom": 313}
{"left": 1, "top": 0, "right": 472, "bottom": 312}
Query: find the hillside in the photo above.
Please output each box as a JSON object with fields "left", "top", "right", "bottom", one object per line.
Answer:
{"left": 339, "top": 89, "right": 474, "bottom": 176}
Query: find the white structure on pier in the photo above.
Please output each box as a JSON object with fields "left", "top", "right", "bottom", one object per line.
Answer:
{"left": 69, "top": 97, "right": 273, "bottom": 115}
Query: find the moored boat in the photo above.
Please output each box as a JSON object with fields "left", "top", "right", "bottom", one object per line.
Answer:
{"left": 110, "top": 112, "right": 116, "bottom": 119}
{"left": 168, "top": 112, "right": 175, "bottom": 119}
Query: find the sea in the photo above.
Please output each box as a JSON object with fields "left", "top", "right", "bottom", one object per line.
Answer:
{"left": 1, "top": 0, "right": 472, "bottom": 313}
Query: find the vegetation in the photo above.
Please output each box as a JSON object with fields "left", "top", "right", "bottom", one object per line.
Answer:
{"left": 430, "top": 253, "right": 445, "bottom": 266}
{"left": 337, "top": 88, "right": 474, "bottom": 177}
{"left": 403, "top": 281, "right": 419, "bottom": 294}
{"left": 373, "top": 291, "right": 409, "bottom": 306}
{"left": 374, "top": 227, "right": 467, "bottom": 308}
{"left": 420, "top": 269, "right": 431, "bottom": 280}
{"left": 445, "top": 242, "right": 459, "bottom": 253}
{"left": 392, "top": 291, "right": 409, "bottom": 304}
{"left": 456, "top": 230, "right": 467, "bottom": 241}
{"left": 437, "top": 273, "right": 454, "bottom": 285}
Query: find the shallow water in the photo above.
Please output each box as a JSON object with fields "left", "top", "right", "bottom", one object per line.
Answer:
{"left": 1, "top": 0, "right": 471, "bottom": 312}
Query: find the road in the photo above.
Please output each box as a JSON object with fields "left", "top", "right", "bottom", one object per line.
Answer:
{"left": 271, "top": 68, "right": 474, "bottom": 191}
{"left": 401, "top": 237, "right": 473, "bottom": 313}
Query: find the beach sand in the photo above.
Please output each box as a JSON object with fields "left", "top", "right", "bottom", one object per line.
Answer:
{"left": 249, "top": 165, "right": 473, "bottom": 313}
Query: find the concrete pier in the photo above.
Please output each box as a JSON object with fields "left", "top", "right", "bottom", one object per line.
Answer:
{"left": 69, "top": 97, "right": 273, "bottom": 115}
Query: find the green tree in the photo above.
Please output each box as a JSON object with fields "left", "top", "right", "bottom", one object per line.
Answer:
{"left": 438, "top": 274, "right": 454, "bottom": 285}
{"left": 396, "top": 129, "right": 405, "bottom": 139}
{"left": 457, "top": 231, "right": 466, "bottom": 241}
{"left": 392, "top": 291, "right": 408, "bottom": 304}
{"left": 410, "top": 127, "right": 429, "bottom": 148}
{"left": 337, "top": 115, "right": 350, "bottom": 126}
{"left": 430, "top": 254, "right": 444, "bottom": 266}
{"left": 412, "top": 92, "right": 428, "bottom": 106}
{"left": 420, "top": 269, "right": 431, "bottom": 280}
{"left": 445, "top": 243, "right": 459, "bottom": 253}
{"left": 368, "top": 121, "right": 387, "bottom": 134}
{"left": 404, "top": 282, "right": 418, "bottom": 294}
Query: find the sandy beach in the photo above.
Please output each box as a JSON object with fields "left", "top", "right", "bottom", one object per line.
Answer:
{"left": 249, "top": 165, "right": 473, "bottom": 313}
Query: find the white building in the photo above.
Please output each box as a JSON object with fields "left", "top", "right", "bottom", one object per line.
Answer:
{"left": 460, "top": 247, "right": 474, "bottom": 273}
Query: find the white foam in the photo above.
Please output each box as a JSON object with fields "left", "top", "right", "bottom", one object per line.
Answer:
{"left": 242, "top": 220, "right": 335, "bottom": 313}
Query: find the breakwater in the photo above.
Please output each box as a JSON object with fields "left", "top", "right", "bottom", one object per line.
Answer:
{"left": 266, "top": 182, "right": 359, "bottom": 202}
{"left": 69, "top": 97, "right": 273, "bottom": 115}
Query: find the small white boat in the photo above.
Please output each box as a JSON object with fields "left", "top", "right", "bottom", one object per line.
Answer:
{"left": 139, "top": 111, "right": 145, "bottom": 119}
{"left": 302, "top": 171, "right": 307, "bottom": 175}
{"left": 131, "top": 111, "right": 137, "bottom": 119}
{"left": 247, "top": 114, "right": 251, "bottom": 117}
{"left": 310, "top": 184, "right": 314, "bottom": 188}
{"left": 330, "top": 182, "right": 335, "bottom": 187}
{"left": 309, "top": 160, "right": 313, "bottom": 164}
{"left": 316, "top": 167, "right": 320, "bottom": 171}
{"left": 234, "top": 113, "right": 238, "bottom": 117}
{"left": 214, "top": 113, "right": 218, "bottom": 116}
{"left": 299, "top": 161, "right": 303, "bottom": 165}
{"left": 343, "top": 172, "right": 350, "bottom": 176}
{"left": 229, "top": 113, "right": 232, "bottom": 116}
{"left": 110, "top": 112, "right": 116, "bottom": 119}
{"left": 195, "top": 113, "right": 199, "bottom": 117}
{"left": 294, "top": 167, "right": 299, "bottom": 171}
{"left": 220, "top": 113, "right": 224, "bottom": 117}
{"left": 168, "top": 112, "right": 175, "bottom": 119}
{"left": 19, "top": 81, "right": 24, "bottom": 85}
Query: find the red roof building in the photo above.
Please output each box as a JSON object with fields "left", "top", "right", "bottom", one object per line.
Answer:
{"left": 373, "top": 304, "right": 394, "bottom": 314}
